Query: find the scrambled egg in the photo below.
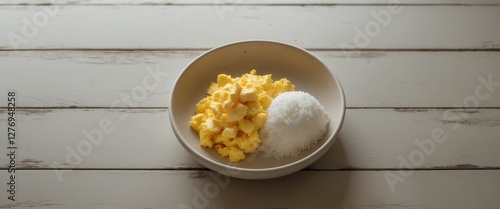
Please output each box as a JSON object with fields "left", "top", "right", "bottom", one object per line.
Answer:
{"left": 190, "top": 69, "right": 295, "bottom": 162}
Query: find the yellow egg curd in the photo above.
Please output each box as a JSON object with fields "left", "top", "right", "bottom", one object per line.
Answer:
{"left": 189, "top": 69, "right": 295, "bottom": 162}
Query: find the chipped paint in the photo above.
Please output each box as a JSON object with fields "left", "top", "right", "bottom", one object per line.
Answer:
{"left": 0, "top": 200, "right": 58, "bottom": 209}
{"left": 450, "top": 164, "right": 480, "bottom": 169}
{"left": 188, "top": 171, "right": 208, "bottom": 179}
{"left": 17, "top": 158, "right": 49, "bottom": 168}
{"left": 428, "top": 164, "right": 496, "bottom": 170}
{"left": 445, "top": 109, "right": 480, "bottom": 114}
{"left": 440, "top": 118, "right": 500, "bottom": 127}
{"left": 393, "top": 108, "right": 430, "bottom": 113}
{"left": 18, "top": 109, "right": 54, "bottom": 115}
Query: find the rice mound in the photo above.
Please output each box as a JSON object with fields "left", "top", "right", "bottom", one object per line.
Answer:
{"left": 259, "top": 91, "right": 329, "bottom": 159}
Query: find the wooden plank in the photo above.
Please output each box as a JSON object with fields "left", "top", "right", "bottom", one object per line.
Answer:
{"left": 0, "top": 108, "right": 498, "bottom": 170}
{"left": 1, "top": 6, "right": 499, "bottom": 50}
{"left": 0, "top": 170, "right": 499, "bottom": 209}
{"left": 2, "top": 0, "right": 500, "bottom": 5}
{"left": 1, "top": 51, "right": 499, "bottom": 108}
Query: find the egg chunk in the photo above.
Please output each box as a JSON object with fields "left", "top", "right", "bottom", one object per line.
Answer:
{"left": 189, "top": 69, "right": 295, "bottom": 162}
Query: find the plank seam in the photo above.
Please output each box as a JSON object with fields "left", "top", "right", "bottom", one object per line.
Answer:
{"left": 2, "top": 167, "right": 499, "bottom": 171}
{"left": 1, "top": 48, "right": 500, "bottom": 52}
{"left": 1, "top": 4, "right": 499, "bottom": 6}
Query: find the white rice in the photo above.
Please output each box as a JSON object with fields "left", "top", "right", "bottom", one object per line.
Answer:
{"left": 259, "top": 91, "right": 329, "bottom": 159}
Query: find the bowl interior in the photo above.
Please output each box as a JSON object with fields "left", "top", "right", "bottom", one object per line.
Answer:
{"left": 171, "top": 41, "right": 344, "bottom": 171}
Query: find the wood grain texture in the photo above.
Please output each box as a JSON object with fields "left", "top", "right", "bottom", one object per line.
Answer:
{"left": 1, "top": 2, "right": 498, "bottom": 209}
{"left": 0, "top": 170, "right": 499, "bottom": 209}
{"left": 1, "top": 6, "right": 499, "bottom": 50}
{"left": 0, "top": 108, "right": 498, "bottom": 170}
{"left": 1, "top": 51, "right": 499, "bottom": 108}
{"left": 2, "top": 0, "right": 500, "bottom": 5}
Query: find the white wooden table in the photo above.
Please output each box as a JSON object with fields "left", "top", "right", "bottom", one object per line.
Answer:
{"left": 1, "top": 0, "right": 500, "bottom": 208}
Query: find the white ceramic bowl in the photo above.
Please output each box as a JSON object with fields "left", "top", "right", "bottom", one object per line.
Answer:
{"left": 170, "top": 40, "right": 345, "bottom": 179}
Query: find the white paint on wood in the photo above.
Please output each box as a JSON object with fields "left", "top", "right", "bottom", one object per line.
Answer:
{"left": 0, "top": 170, "right": 499, "bottom": 209}
{"left": 1, "top": 6, "right": 499, "bottom": 49}
{"left": 0, "top": 108, "right": 498, "bottom": 170}
{"left": 0, "top": 2, "right": 498, "bottom": 209}
{"left": 2, "top": 0, "right": 500, "bottom": 5}
{"left": 1, "top": 51, "right": 499, "bottom": 108}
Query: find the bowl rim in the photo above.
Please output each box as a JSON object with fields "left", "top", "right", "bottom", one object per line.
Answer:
{"left": 169, "top": 39, "right": 346, "bottom": 175}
